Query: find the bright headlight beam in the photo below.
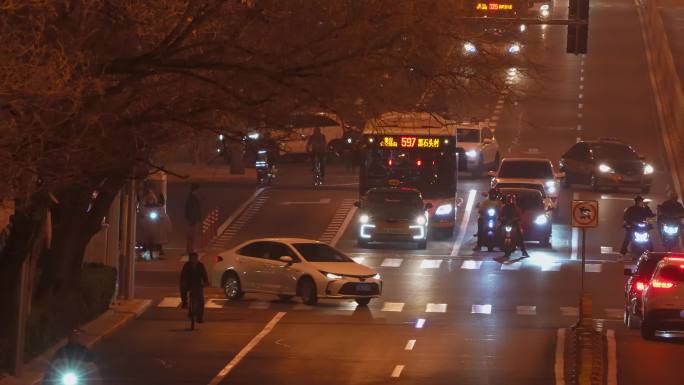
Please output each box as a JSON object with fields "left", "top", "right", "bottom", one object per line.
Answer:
{"left": 359, "top": 214, "right": 369, "bottom": 224}
{"left": 463, "top": 42, "right": 477, "bottom": 54}
{"left": 508, "top": 44, "right": 521, "bottom": 54}
{"left": 416, "top": 216, "right": 427, "bottom": 225}
{"left": 644, "top": 164, "right": 654, "bottom": 175}
{"left": 487, "top": 208, "right": 496, "bottom": 217}
{"left": 62, "top": 373, "right": 78, "bottom": 385}
{"left": 534, "top": 214, "right": 548, "bottom": 225}
{"left": 435, "top": 204, "right": 453, "bottom": 215}
{"left": 148, "top": 211, "right": 159, "bottom": 220}
{"left": 325, "top": 272, "right": 343, "bottom": 280}
{"left": 466, "top": 150, "right": 478, "bottom": 158}
{"left": 598, "top": 164, "right": 613, "bottom": 173}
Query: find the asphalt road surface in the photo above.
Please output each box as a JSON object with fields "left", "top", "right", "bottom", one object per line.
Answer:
{"left": 98, "top": 0, "right": 684, "bottom": 384}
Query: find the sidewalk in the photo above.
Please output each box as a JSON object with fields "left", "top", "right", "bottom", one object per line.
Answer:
{"left": 164, "top": 162, "right": 256, "bottom": 183}
{"left": 0, "top": 299, "right": 151, "bottom": 385}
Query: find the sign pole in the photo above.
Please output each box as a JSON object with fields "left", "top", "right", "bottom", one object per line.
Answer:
{"left": 579, "top": 227, "right": 586, "bottom": 323}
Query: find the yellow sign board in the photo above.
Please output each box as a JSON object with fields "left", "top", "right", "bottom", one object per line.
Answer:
{"left": 476, "top": 3, "right": 514, "bottom": 11}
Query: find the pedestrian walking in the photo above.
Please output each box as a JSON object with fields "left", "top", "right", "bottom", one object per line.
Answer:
{"left": 184, "top": 183, "right": 202, "bottom": 253}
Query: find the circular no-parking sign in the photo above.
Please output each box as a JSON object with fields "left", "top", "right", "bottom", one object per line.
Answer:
{"left": 572, "top": 200, "right": 599, "bottom": 228}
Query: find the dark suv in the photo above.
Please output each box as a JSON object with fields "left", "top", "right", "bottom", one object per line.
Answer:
{"left": 623, "top": 252, "right": 670, "bottom": 329}
{"left": 559, "top": 138, "right": 653, "bottom": 193}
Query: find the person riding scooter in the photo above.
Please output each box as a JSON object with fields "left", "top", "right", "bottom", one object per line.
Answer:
{"left": 473, "top": 188, "right": 503, "bottom": 251}
{"left": 499, "top": 194, "right": 530, "bottom": 258}
{"left": 657, "top": 192, "right": 684, "bottom": 249}
{"left": 620, "top": 195, "right": 656, "bottom": 257}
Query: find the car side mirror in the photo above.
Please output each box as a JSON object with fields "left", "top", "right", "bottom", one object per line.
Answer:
{"left": 623, "top": 268, "right": 633, "bottom": 276}
{"left": 353, "top": 201, "right": 360, "bottom": 207}
{"left": 279, "top": 256, "right": 293, "bottom": 265}
{"left": 486, "top": 171, "right": 497, "bottom": 177}
{"left": 424, "top": 203, "right": 433, "bottom": 210}
{"left": 483, "top": 138, "right": 493, "bottom": 144}
{"left": 555, "top": 172, "right": 566, "bottom": 179}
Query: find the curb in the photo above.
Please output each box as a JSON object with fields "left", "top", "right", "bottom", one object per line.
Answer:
{"left": 565, "top": 325, "right": 607, "bottom": 385}
{"left": 0, "top": 299, "right": 152, "bottom": 385}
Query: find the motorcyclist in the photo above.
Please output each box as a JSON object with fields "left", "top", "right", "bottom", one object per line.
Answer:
{"left": 180, "top": 252, "right": 208, "bottom": 323}
{"left": 306, "top": 126, "right": 327, "bottom": 180}
{"left": 657, "top": 192, "right": 684, "bottom": 222}
{"left": 499, "top": 194, "right": 530, "bottom": 258}
{"left": 473, "top": 188, "right": 503, "bottom": 251}
{"left": 620, "top": 195, "right": 656, "bottom": 256}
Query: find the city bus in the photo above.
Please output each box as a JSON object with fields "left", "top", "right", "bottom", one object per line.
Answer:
{"left": 358, "top": 112, "right": 460, "bottom": 235}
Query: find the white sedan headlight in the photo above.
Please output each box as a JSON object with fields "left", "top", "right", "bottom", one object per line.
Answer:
{"left": 643, "top": 164, "right": 654, "bottom": 175}
{"left": 534, "top": 214, "right": 549, "bottom": 225}
{"left": 147, "top": 210, "right": 159, "bottom": 221}
{"left": 373, "top": 273, "right": 381, "bottom": 280}
{"left": 325, "top": 272, "right": 344, "bottom": 280}
{"left": 435, "top": 204, "right": 453, "bottom": 215}
{"left": 359, "top": 214, "right": 370, "bottom": 224}
{"left": 415, "top": 216, "right": 427, "bottom": 225}
{"left": 508, "top": 43, "right": 521, "bottom": 54}
{"left": 598, "top": 164, "right": 613, "bottom": 173}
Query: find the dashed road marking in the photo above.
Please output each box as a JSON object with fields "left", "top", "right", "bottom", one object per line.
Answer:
{"left": 158, "top": 297, "right": 182, "bottom": 308}
{"left": 517, "top": 306, "right": 537, "bottom": 316}
{"left": 420, "top": 259, "right": 442, "bottom": 269}
{"left": 501, "top": 262, "right": 522, "bottom": 270}
{"left": 425, "top": 303, "right": 448, "bottom": 313}
{"left": 206, "top": 299, "right": 223, "bottom": 309}
{"left": 381, "top": 258, "right": 403, "bottom": 268}
{"left": 542, "top": 263, "right": 562, "bottom": 272}
{"left": 471, "top": 304, "right": 492, "bottom": 314}
{"left": 415, "top": 318, "right": 426, "bottom": 328}
{"left": 601, "top": 246, "right": 614, "bottom": 254}
{"left": 405, "top": 340, "right": 416, "bottom": 351}
{"left": 586, "top": 263, "right": 602, "bottom": 273}
{"left": 381, "top": 302, "right": 405, "bottom": 312}
{"left": 461, "top": 260, "right": 482, "bottom": 270}
{"left": 391, "top": 365, "right": 405, "bottom": 378}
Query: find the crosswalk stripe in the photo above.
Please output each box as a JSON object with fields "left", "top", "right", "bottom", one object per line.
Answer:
{"left": 541, "top": 263, "right": 562, "bottom": 272}
{"left": 585, "top": 263, "right": 602, "bottom": 273}
{"left": 381, "top": 258, "right": 403, "bottom": 267}
{"left": 158, "top": 297, "right": 181, "bottom": 308}
{"left": 426, "top": 303, "right": 448, "bottom": 313}
{"left": 472, "top": 304, "right": 492, "bottom": 314}
{"left": 336, "top": 301, "right": 358, "bottom": 311}
{"left": 382, "top": 302, "right": 405, "bottom": 312}
{"left": 501, "top": 262, "right": 522, "bottom": 270}
{"left": 516, "top": 305, "right": 536, "bottom": 315}
{"left": 248, "top": 301, "right": 271, "bottom": 310}
{"left": 420, "top": 259, "right": 442, "bottom": 269}
{"left": 206, "top": 299, "right": 223, "bottom": 309}
{"left": 560, "top": 307, "right": 578, "bottom": 316}
{"left": 352, "top": 257, "right": 366, "bottom": 265}
{"left": 461, "top": 260, "right": 483, "bottom": 270}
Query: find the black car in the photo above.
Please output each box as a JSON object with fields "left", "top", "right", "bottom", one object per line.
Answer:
{"left": 559, "top": 138, "right": 654, "bottom": 193}
{"left": 623, "top": 252, "right": 670, "bottom": 329}
{"left": 355, "top": 187, "right": 431, "bottom": 249}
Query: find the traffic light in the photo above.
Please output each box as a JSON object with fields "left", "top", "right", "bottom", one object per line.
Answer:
{"left": 566, "top": 0, "right": 589, "bottom": 54}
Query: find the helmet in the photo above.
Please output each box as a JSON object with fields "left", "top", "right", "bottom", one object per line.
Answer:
{"left": 634, "top": 195, "right": 645, "bottom": 203}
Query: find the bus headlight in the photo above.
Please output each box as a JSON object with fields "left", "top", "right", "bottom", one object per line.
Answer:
{"left": 360, "top": 224, "right": 375, "bottom": 239}
{"left": 359, "top": 214, "right": 370, "bottom": 224}
{"left": 435, "top": 204, "right": 453, "bottom": 215}
{"left": 415, "top": 216, "right": 427, "bottom": 225}
{"left": 466, "top": 150, "right": 478, "bottom": 158}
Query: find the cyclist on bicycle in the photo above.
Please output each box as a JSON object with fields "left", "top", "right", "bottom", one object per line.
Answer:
{"left": 306, "top": 126, "right": 327, "bottom": 181}
{"left": 180, "top": 252, "right": 208, "bottom": 323}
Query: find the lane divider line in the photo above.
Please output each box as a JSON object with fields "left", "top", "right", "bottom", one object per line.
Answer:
{"left": 405, "top": 340, "right": 416, "bottom": 351}
{"left": 207, "top": 312, "right": 286, "bottom": 385}
{"left": 555, "top": 328, "right": 566, "bottom": 385}
{"left": 451, "top": 189, "right": 477, "bottom": 257}
{"left": 607, "top": 329, "right": 617, "bottom": 385}
{"left": 571, "top": 192, "right": 579, "bottom": 260}
{"left": 391, "top": 365, "right": 405, "bottom": 378}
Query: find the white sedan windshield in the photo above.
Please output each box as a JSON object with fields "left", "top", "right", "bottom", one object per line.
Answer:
{"left": 293, "top": 243, "right": 353, "bottom": 262}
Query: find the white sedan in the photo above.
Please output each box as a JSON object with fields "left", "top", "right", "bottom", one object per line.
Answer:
{"left": 211, "top": 238, "right": 382, "bottom": 306}
{"left": 489, "top": 157, "right": 564, "bottom": 209}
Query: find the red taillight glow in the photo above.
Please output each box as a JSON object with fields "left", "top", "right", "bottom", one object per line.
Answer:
{"left": 416, "top": 160, "right": 422, "bottom": 166}
{"left": 214, "top": 255, "right": 224, "bottom": 263}
{"left": 388, "top": 159, "right": 393, "bottom": 167}
{"left": 635, "top": 281, "right": 646, "bottom": 291}
{"left": 666, "top": 257, "right": 684, "bottom": 262}
{"left": 651, "top": 279, "right": 675, "bottom": 289}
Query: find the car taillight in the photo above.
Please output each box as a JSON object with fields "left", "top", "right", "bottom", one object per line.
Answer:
{"left": 214, "top": 255, "right": 224, "bottom": 263}
{"left": 416, "top": 160, "right": 422, "bottom": 166}
{"left": 388, "top": 159, "right": 393, "bottom": 167}
{"left": 651, "top": 279, "right": 675, "bottom": 289}
{"left": 635, "top": 281, "right": 646, "bottom": 292}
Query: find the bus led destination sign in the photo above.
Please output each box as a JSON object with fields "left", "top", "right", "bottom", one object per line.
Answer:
{"left": 476, "top": 3, "right": 514, "bottom": 10}
{"left": 379, "top": 136, "right": 441, "bottom": 149}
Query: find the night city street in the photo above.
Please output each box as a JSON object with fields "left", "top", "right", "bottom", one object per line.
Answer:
{"left": 2, "top": 1, "right": 684, "bottom": 385}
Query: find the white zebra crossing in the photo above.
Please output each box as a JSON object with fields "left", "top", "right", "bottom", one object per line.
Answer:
{"left": 420, "top": 259, "right": 442, "bottom": 269}
{"left": 381, "top": 258, "right": 403, "bottom": 267}
{"left": 425, "top": 303, "right": 448, "bottom": 313}
{"left": 516, "top": 306, "right": 536, "bottom": 315}
{"left": 461, "top": 260, "right": 483, "bottom": 270}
